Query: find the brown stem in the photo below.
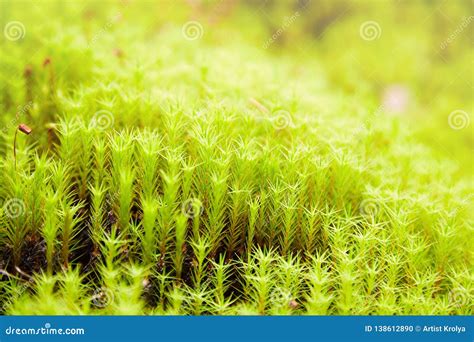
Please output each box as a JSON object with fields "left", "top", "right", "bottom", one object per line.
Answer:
{"left": 13, "top": 128, "right": 18, "bottom": 170}
{"left": 13, "top": 124, "right": 32, "bottom": 170}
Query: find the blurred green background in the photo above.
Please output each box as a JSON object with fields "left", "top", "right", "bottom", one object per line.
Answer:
{"left": 1, "top": 0, "right": 473, "bottom": 174}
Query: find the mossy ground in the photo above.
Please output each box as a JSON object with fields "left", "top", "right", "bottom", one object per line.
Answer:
{"left": 0, "top": 1, "right": 472, "bottom": 315}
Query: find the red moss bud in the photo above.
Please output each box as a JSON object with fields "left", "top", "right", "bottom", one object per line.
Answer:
{"left": 18, "top": 124, "right": 32, "bottom": 135}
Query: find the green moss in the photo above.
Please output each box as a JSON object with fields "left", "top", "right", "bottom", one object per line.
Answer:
{"left": 0, "top": 0, "right": 472, "bottom": 315}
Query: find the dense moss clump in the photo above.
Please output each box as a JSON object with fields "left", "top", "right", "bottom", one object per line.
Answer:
{"left": 0, "top": 1, "right": 472, "bottom": 315}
